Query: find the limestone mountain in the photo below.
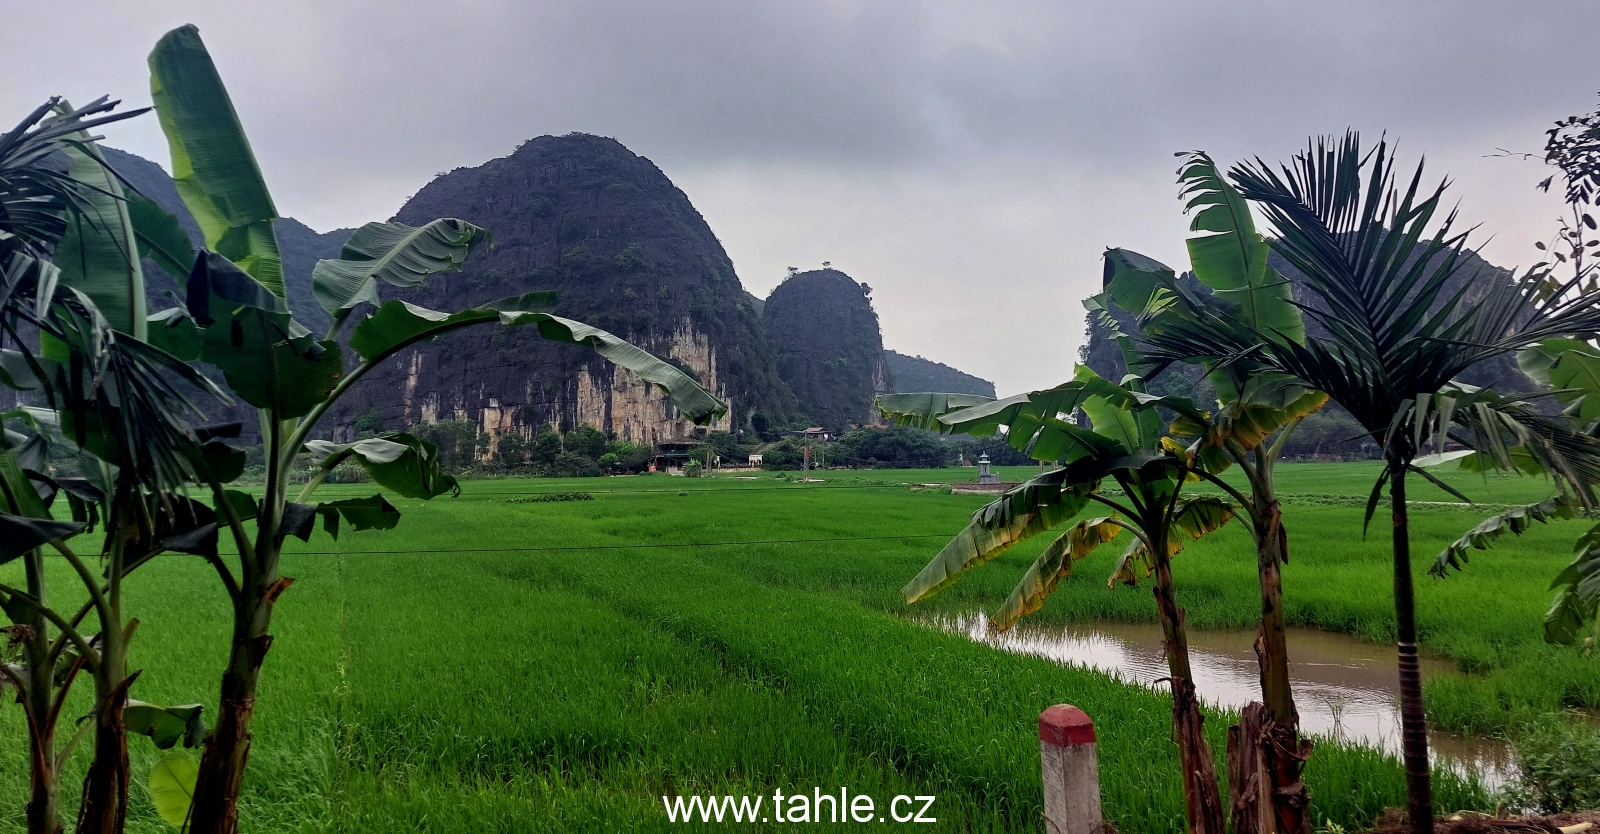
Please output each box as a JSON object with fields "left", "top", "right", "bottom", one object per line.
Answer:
{"left": 325, "top": 134, "right": 796, "bottom": 447}
{"left": 762, "top": 268, "right": 889, "bottom": 432}
{"left": 884, "top": 351, "right": 995, "bottom": 398}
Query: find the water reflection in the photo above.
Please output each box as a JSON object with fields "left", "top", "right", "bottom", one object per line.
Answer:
{"left": 930, "top": 614, "right": 1514, "bottom": 787}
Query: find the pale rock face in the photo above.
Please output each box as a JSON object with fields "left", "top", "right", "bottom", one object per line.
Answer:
{"left": 382, "top": 318, "right": 731, "bottom": 456}
{"left": 567, "top": 320, "right": 729, "bottom": 446}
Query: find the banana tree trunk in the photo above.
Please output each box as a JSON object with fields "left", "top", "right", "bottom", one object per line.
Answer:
{"left": 75, "top": 673, "right": 133, "bottom": 834}
{"left": 1389, "top": 464, "right": 1433, "bottom": 834}
{"left": 1152, "top": 552, "right": 1225, "bottom": 834}
{"left": 188, "top": 574, "right": 290, "bottom": 834}
{"left": 26, "top": 726, "right": 62, "bottom": 834}
{"left": 18, "top": 654, "right": 62, "bottom": 834}
{"left": 17, "top": 553, "right": 64, "bottom": 834}
{"left": 1229, "top": 499, "right": 1312, "bottom": 834}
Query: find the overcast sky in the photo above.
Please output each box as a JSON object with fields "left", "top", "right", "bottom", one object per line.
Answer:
{"left": 8, "top": 1, "right": 1597, "bottom": 394}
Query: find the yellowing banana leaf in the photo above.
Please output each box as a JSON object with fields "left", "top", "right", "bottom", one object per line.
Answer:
{"left": 1171, "top": 386, "right": 1329, "bottom": 457}
{"left": 1171, "top": 495, "right": 1236, "bottom": 541}
{"left": 1105, "top": 496, "right": 1234, "bottom": 588}
{"left": 902, "top": 469, "right": 1096, "bottom": 604}
{"left": 992, "top": 516, "right": 1122, "bottom": 630}
{"left": 149, "top": 25, "right": 283, "bottom": 295}
{"left": 1108, "top": 537, "right": 1155, "bottom": 587}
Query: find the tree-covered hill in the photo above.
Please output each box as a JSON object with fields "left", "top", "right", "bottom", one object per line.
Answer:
{"left": 884, "top": 350, "right": 996, "bottom": 397}
{"left": 762, "top": 268, "right": 889, "bottom": 432}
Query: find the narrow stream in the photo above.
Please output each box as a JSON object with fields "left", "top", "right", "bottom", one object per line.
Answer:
{"left": 931, "top": 614, "right": 1515, "bottom": 788}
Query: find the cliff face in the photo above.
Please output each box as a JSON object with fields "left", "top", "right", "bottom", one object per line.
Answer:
{"left": 762, "top": 268, "right": 889, "bottom": 431}
{"left": 326, "top": 134, "right": 796, "bottom": 447}
{"left": 884, "top": 351, "right": 996, "bottom": 398}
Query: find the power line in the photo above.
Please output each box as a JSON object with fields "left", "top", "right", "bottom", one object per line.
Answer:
{"left": 270, "top": 532, "right": 953, "bottom": 557}
{"left": 283, "top": 483, "right": 976, "bottom": 497}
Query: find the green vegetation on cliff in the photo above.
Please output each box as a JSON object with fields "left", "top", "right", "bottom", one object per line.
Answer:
{"left": 763, "top": 268, "right": 888, "bottom": 432}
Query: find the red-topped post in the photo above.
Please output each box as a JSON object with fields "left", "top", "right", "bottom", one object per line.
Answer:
{"left": 1040, "top": 705, "right": 1102, "bottom": 834}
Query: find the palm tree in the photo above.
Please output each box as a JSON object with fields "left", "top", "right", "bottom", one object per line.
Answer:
{"left": 1135, "top": 132, "right": 1600, "bottom": 834}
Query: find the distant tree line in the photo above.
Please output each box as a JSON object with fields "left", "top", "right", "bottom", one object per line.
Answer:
{"left": 391, "top": 419, "right": 655, "bottom": 477}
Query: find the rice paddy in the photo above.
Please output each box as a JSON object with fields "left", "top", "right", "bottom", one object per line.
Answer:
{"left": 2, "top": 462, "right": 1593, "bottom": 832}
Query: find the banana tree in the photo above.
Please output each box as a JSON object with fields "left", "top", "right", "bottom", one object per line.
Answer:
{"left": 878, "top": 367, "right": 1238, "bottom": 834}
{"left": 1429, "top": 339, "right": 1600, "bottom": 652}
{"left": 1132, "top": 132, "right": 1600, "bottom": 834}
{"left": 134, "top": 25, "right": 726, "bottom": 833}
{"left": 1, "top": 95, "right": 222, "bottom": 834}
{"left": 1091, "top": 151, "right": 1328, "bottom": 834}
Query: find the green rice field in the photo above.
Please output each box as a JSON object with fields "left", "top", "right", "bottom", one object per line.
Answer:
{"left": 3, "top": 462, "right": 1595, "bottom": 832}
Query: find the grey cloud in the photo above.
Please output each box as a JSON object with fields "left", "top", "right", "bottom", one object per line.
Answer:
{"left": 4, "top": 0, "right": 1596, "bottom": 393}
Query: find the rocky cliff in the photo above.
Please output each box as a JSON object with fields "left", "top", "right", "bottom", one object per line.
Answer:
{"left": 325, "top": 134, "right": 796, "bottom": 448}
{"left": 761, "top": 268, "right": 889, "bottom": 432}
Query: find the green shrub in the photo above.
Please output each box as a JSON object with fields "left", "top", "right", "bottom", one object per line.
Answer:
{"left": 410, "top": 419, "right": 480, "bottom": 471}
{"left": 834, "top": 425, "right": 955, "bottom": 468}
{"left": 531, "top": 430, "right": 562, "bottom": 465}
{"left": 505, "top": 492, "right": 593, "bottom": 504}
{"left": 760, "top": 438, "right": 805, "bottom": 470}
{"left": 564, "top": 425, "right": 607, "bottom": 460}
{"left": 551, "top": 451, "right": 601, "bottom": 478}
{"left": 1504, "top": 717, "right": 1600, "bottom": 813}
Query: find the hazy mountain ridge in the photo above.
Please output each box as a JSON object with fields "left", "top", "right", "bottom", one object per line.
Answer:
{"left": 101, "top": 141, "right": 997, "bottom": 446}
{"left": 884, "top": 351, "right": 996, "bottom": 398}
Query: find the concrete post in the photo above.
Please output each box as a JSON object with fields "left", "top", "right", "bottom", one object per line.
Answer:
{"left": 1040, "top": 704, "right": 1102, "bottom": 834}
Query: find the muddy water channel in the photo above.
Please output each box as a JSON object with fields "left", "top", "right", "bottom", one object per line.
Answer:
{"left": 933, "top": 614, "right": 1514, "bottom": 787}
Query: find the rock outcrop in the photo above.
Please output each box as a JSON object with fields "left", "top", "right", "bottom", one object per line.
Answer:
{"left": 324, "top": 134, "right": 796, "bottom": 448}
{"left": 762, "top": 268, "right": 889, "bottom": 431}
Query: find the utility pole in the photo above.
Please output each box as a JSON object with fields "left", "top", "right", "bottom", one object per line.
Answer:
{"left": 802, "top": 440, "right": 811, "bottom": 477}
